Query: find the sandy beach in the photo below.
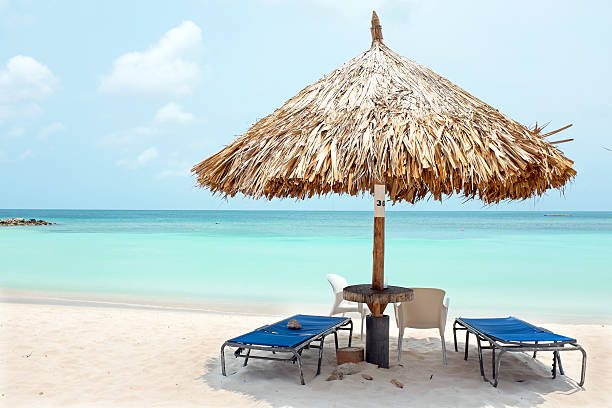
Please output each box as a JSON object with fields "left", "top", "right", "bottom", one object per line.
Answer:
{"left": 1, "top": 300, "right": 610, "bottom": 407}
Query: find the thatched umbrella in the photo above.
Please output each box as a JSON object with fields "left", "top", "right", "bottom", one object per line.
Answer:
{"left": 193, "top": 11, "right": 574, "bottom": 301}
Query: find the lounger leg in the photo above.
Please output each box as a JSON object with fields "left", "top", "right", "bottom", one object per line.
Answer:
{"left": 453, "top": 321, "right": 458, "bottom": 352}
{"left": 491, "top": 350, "right": 505, "bottom": 387}
{"left": 334, "top": 331, "right": 339, "bottom": 349}
{"left": 317, "top": 336, "right": 325, "bottom": 375}
{"left": 441, "top": 335, "right": 447, "bottom": 366}
{"left": 220, "top": 343, "right": 227, "bottom": 376}
{"left": 552, "top": 351, "right": 557, "bottom": 379}
{"left": 578, "top": 345, "right": 587, "bottom": 387}
{"left": 243, "top": 348, "right": 251, "bottom": 367}
{"left": 556, "top": 351, "right": 565, "bottom": 375}
{"left": 491, "top": 348, "right": 496, "bottom": 379}
{"left": 348, "top": 320, "right": 353, "bottom": 347}
{"left": 482, "top": 347, "right": 504, "bottom": 387}
{"left": 533, "top": 341, "right": 538, "bottom": 358}
{"left": 292, "top": 350, "right": 305, "bottom": 385}
{"left": 476, "top": 337, "right": 485, "bottom": 378}
{"left": 464, "top": 331, "right": 469, "bottom": 360}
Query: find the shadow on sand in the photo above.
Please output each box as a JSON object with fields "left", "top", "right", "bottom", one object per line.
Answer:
{"left": 200, "top": 334, "right": 584, "bottom": 407}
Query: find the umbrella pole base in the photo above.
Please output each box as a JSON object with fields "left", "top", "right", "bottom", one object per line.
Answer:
{"left": 365, "top": 314, "right": 389, "bottom": 368}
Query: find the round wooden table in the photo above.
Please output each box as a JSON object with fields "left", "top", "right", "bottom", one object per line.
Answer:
{"left": 343, "top": 284, "right": 414, "bottom": 368}
{"left": 343, "top": 284, "right": 413, "bottom": 316}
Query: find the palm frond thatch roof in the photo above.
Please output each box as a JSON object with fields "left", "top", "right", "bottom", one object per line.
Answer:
{"left": 192, "top": 12, "right": 575, "bottom": 204}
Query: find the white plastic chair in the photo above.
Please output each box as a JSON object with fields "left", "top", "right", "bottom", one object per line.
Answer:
{"left": 326, "top": 274, "right": 366, "bottom": 340}
{"left": 393, "top": 288, "right": 449, "bottom": 365}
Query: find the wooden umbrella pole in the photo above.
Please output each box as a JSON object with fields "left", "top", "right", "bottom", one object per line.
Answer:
{"left": 372, "top": 182, "right": 385, "bottom": 292}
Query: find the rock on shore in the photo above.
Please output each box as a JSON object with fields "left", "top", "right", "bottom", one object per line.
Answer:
{"left": 0, "top": 217, "right": 55, "bottom": 226}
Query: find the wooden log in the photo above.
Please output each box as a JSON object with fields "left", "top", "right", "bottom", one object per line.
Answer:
{"left": 366, "top": 302, "right": 388, "bottom": 317}
{"left": 372, "top": 183, "right": 385, "bottom": 291}
{"left": 336, "top": 347, "right": 364, "bottom": 365}
{"left": 372, "top": 217, "right": 385, "bottom": 290}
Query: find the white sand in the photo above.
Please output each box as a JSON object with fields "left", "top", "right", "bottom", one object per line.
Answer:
{"left": 1, "top": 301, "right": 610, "bottom": 407}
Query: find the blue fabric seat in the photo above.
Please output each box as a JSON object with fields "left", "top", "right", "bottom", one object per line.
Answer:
{"left": 229, "top": 315, "right": 346, "bottom": 347}
{"left": 460, "top": 317, "right": 575, "bottom": 343}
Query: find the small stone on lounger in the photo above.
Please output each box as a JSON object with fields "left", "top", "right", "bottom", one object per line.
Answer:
{"left": 391, "top": 379, "right": 403, "bottom": 388}
{"left": 287, "top": 319, "right": 301, "bottom": 329}
{"left": 361, "top": 374, "right": 373, "bottom": 380}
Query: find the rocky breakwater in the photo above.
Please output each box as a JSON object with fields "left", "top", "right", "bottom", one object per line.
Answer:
{"left": 0, "top": 217, "right": 55, "bottom": 226}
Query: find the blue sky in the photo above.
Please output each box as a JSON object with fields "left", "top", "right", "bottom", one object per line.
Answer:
{"left": 1, "top": 0, "right": 610, "bottom": 210}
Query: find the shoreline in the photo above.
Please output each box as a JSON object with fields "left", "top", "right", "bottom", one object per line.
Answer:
{"left": 0, "top": 287, "right": 331, "bottom": 318}
{"left": 1, "top": 287, "right": 610, "bottom": 325}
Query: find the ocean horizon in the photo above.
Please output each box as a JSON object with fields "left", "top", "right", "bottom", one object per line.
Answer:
{"left": 2, "top": 209, "right": 611, "bottom": 322}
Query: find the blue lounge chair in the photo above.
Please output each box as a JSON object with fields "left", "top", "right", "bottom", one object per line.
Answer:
{"left": 453, "top": 317, "right": 586, "bottom": 387}
{"left": 221, "top": 314, "right": 353, "bottom": 384}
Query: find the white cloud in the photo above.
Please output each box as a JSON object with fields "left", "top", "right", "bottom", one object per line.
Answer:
{"left": 99, "top": 21, "right": 202, "bottom": 96}
{"left": 155, "top": 152, "right": 191, "bottom": 179}
{"left": 0, "top": 148, "right": 34, "bottom": 162}
{"left": 38, "top": 121, "right": 65, "bottom": 139}
{"left": 116, "top": 146, "right": 159, "bottom": 168}
{"left": 4, "top": 126, "right": 24, "bottom": 139}
{"left": 137, "top": 146, "right": 159, "bottom": 164}
{"left": 100, "top": 126, "right": 158, "bottom": 147}
{"left": 154, "top": 102, "right": 195, "bottom": 125}
{"left": 18, "top": 149, "right": 32, "bottom": 160}
{"left": 0, "top": 55, "right": 58, "bottom": 103}
{"left": 156, "top": 168, "right": 189, "bottom": 178}
{"left": 0, "top": 102, "right": 42, "bottom": 124}
{"left": 99, "top": 102, "right": 195, "bottom": 148}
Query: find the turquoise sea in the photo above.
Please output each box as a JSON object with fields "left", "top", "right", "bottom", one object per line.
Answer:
{"left": 1, "top": 210, "right": 611, "bottom": 321}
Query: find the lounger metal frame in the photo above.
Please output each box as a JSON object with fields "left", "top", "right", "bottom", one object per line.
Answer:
{"left": 453, "top": 318, "right": 586, "bottom": 387}
{"left": 221, "top": 317, "right": 353, "bottom": 385}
